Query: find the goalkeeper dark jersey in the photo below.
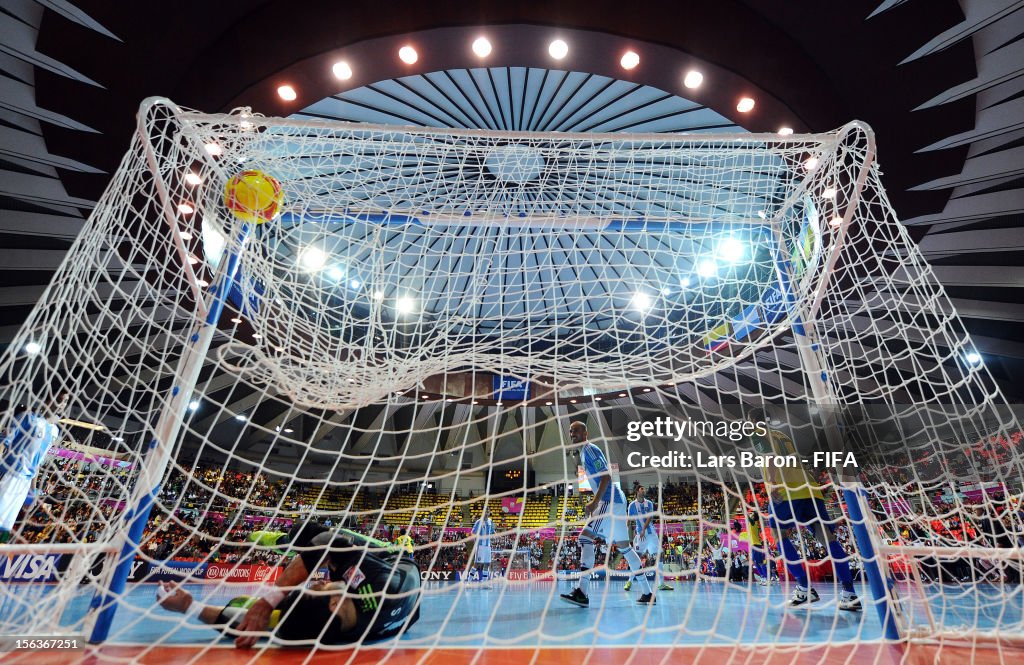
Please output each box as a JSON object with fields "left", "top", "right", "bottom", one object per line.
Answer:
{"left": 220, "top": 525, "right": 421, "bottom": 644}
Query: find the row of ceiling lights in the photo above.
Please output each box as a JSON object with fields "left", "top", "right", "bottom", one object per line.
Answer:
{"left": 267, "top": 35, "right": 794, "bottom": 134}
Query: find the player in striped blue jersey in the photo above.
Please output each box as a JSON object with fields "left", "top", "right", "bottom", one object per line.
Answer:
{"left": 0, "top": 392, "right": 68, "bottom": 543}
{"left": 625, "top": 485, "right": 674, "bottom": 592}
{"left": 560, "top": 421, "right": 655, "bottom": 607}
{"left": 470, "top": 504, "right": 495, "bottom": 583}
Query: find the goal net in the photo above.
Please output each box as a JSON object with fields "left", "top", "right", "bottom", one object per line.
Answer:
{"left": 0, "top": 97, "right": 1020, "bottom": 661}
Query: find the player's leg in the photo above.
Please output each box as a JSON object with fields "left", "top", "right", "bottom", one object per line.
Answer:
{"left": 649, "top": 536, "right": 673, "bottom": 590}
{"left": 610, "top": 504, "right": 652, "bottom": 603}
{"left": 751, "top": 546, "right": 768, "bottom": 584}
{"left": 809, "top": 500, "right": 861, "bottom": 611}
{"left": 560, "top": 516, "right": 602, "bottom": 606}
{"left": 772, "top": 500, "right": 818, "bottom": 606}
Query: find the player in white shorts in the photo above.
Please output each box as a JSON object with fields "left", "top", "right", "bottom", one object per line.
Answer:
{"left": 625, "top": 485, "right": 673, "bottom": 592}
{"left": 0, "top": 392, "right": 68, "bottom": 543}
{"left": 560, "top": 420, "right": 655, "bottom": 607}
{"left": 470, "top": 504, "right": 495, "bottom": 584}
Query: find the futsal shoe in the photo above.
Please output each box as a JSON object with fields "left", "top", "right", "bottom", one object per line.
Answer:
{"left": 637, "top": 593, "right": 656, "bottom": 605}
{"left": 838, "top": 593, "right": 863, "bottom": 612}
{"left": 657, "top": 582, "right": 674, "bottom": 591}
{"left": 623, "top": 580, "right": 632, "bottom": 591}
{"left": 786, "top": 587, "right": 820, "bottom": 607}
{"left": 560, "top": 588, "right": 590, "bottom": 608}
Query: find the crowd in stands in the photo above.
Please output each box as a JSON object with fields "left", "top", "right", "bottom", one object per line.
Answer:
{"left": 12, "top": 454, "right": 1024, "bottom": 583}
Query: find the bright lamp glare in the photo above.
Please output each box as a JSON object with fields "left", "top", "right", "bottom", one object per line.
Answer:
{"left": 683, "top": 70, "right": 703, "bottom": 89}
{"left": 966, "top": 352, "right": 983, "bottom": 365}
{"left": 326, "top": 266, "right": 344, "bottom": 281}
{"left": 235, "top": 414, "right": 247, "bottom": 422}
{"left": 778, "top": 127, "right": 794, "bottom": 136}
{"left": 632, "top": 292, "right": 653, "bottom": 311}
{"left": 620, "top": 51, "right": 640, "bottom": 70}
{"left": 697, "top": 260, "right": 717, "bottom": 278}
{"left": 24, "top": 341, "right": 41, "bottom": 355}
{"left": 472, "top": 37, "right": 492, "bottom": 57}
{"left": 184, "top": 172, "right": 203, "bottom": 186}
{"left": 277, "top": 85, "right": 297, "bottom": 101}
{"left": 804, "top": 156, "right": 820, "bottom": 171}
{"left": 736, "top": 97, "right": 755, "bottom": 113}
{"left": 399, "top": 46, "right": 418, "bottom": 64}
{"left": 822, "top": 187, "right": 838, "bottom": 199}
{"left": 548, "top": 39, "right": 568, "bottom": 59}
{"left": 396, "top": 296, "right": 416, "bottom": 314}
{"left": 332, "top": 61, "right": 353, "bottom": 80}
{"left": 349, "top": 279, "right": 361, "bottom": 289}
{"left": 300, "top": 246, "right": 327, "bottom": 271}
{"left": 187, "top": 400, "right": 200, "bottom": 412}
{"left": 717, "top": 237, "right": 745, "bottom": 263}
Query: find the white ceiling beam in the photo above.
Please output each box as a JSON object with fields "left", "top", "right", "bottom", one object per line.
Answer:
{"left": 899, "top": 0, "right": 1024, "bottom": 64}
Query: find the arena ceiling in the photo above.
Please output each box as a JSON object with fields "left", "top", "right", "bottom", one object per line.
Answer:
{"left": 1, "top": 0, "right": 1024, "bottom": 468}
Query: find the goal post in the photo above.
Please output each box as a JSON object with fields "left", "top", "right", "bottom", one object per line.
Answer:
{"left": 0, "top": 97, "right": 1020, "bottom": 658}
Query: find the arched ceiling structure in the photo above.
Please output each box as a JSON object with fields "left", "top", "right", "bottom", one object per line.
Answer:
{"left": 1, "top": 0, "right": 1023, "bottom": 469}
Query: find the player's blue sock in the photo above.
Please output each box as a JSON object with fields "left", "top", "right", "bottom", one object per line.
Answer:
{"left": 780, "top": 538, "right": 808, "bottom": 587}
{"left": 752, "top": 550, "right": 768, "bottom": 579}
{"left": 578, "top": 537, "right": 596, "bottom": 592}
{"left": 621, "top": 547, "right": 652, "bottom": 594}
{"left": 481, "top": 567, "right": 490, "bottom": 582}
{"left": 828, "top": 540, "right": 855, "bottom": 593}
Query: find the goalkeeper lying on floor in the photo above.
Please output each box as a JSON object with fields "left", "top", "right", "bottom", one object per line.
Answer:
{"left": 157, "top": 524, "right": 421, "bottom": 648}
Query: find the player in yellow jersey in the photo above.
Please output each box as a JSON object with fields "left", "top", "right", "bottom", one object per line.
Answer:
{"left": 745, "top": 505, "right": 772, "bottom": 585}
{"left": 394, "top": 528, "right": 414, "bottom": 554}
{"left": 750, "top": 411, "right": 861, "bottom": 611}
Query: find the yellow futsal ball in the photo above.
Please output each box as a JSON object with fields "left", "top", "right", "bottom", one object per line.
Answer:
{"left": 223, "top": 170, "right": 283, "bottom": 224}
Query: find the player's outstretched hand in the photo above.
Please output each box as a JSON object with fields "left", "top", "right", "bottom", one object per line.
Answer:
{"left": 234, "top": 598, "right": 273, "bottom": 649}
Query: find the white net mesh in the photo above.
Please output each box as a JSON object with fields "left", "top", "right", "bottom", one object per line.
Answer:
{"left": 0, "top": 98, "right": 1021, "bottom": 661}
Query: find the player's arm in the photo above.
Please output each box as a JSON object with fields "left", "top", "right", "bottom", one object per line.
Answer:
{"left": 587, "top": 475, "right": 610, "bottom": 517}
{"left": 234, "top": 550, "right": 311, "bottom": 648}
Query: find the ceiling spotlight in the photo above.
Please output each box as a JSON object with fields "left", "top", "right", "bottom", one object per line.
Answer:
{"left": 253, "top": 334, "right": 262, "bottom": 339}
{"left": 24, "top": 341, "right": 41, "bottom": 355}
{"left": 548, "top": 39, "right": 569, "bottom": 59}
{"left": 177, "top": 202, "right": 195, "bottom": 215}
{"left": 197, "top": 278, "right": 209, "bottom": 287}
{"left": 187, "top": 400, "right": 200, "bottom": 412}
{"left": 545, "top": 401, "right": 552, "bottom": 406}
{"left": 179, "top": 231, "right": 193, "bottom": 241}
{"left": 679, "top": 276, "right": 691, "bottom": 287}
{"left": 325, "top": 265, "right": 345, "bottom": 281}
{"left": 778, "top": 127, "right": 794, "bottom": 136}
{"left": 472, "top": 37, "right": 492, "bottom": 57}
{"left": 230, "top": 317, "right": 242, "bottom": 323}
{"left": 643, "top": 388, "right": 652, "bottom": 392}
{"left": 618, "top": 393, "right": 627, "bottom": 398}
{"left": 204, "top": 143, "right": 222, "bottom": 156}
{"left": 277, "top": 85, "right": 297, "bottom": 101}
{"left": 829, "top": 216, "right": 843, "bottom": 228}
{"left": 396, "top": 296, "right": 416, "bottom": 314}
{"left": 332, "top": 61, "right": 353, "bottom": 80}
{"left": 235, "top": 414, "right": 247, "bottom": 422}
{"left": 188, "top": 255, "right": 200, "bottom": 265}
{"left": 683, "top": 70, "right": 703, "bottom": 89}
{"left": 822, "top": 187, "right": 838, "bottom": 199}
{"left": 299, "top": 246, "right": 327, "bottom": 272}
{"left": 594, "top": 396, "right": 602, "bottom": 401}
{"left": 966, "top": 352, "right": 983, "bottom": 365}
{"left": 632, "top": 292, "right": 653, "bottom": 311}
{"left": 737, "top": 97, "right": 756, "bottom": 113}
{"left": 717, "top": 237, "right": 746, "bottom": 263}
{"left": 620, "top": 51, "right": 640, "bottom": 70}
{"left": 399, "top": 46, "right": 418, "bottom": 64}
{"left": 697, "top": 260, "right": 717, "bottom": 278}
{"left": 349, "top": 279, "right": 361, "bottom": 289}
{"left": 184, "top": 172, "right": 202, "bottom": 186}
{"left": 373, "top": 290, "right": 385, "bottom": 301}
{"left": 284, "top": 427, "right": 294, "bottom": 433}
{"left": 804, "top": 156, "right": 820, "bottom": 171}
